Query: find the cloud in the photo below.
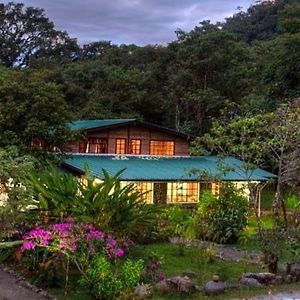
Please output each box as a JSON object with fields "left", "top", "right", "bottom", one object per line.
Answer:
{"left": 5, "top": 0, "right": 254, "bottom": 45}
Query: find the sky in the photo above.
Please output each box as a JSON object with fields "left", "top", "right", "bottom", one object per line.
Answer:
{"left": 9, "top": 0, "right": 254, "bottom": 45}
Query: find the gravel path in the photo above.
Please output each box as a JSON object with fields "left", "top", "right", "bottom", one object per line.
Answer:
{"left": 234, "top": 290, "right": 300, "bottom": 299}
{"left": 0, "top": 268, "right": 53, "bottom": 300}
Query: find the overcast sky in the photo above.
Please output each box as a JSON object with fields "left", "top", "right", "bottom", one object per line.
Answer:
{"left": 9, "top": 0, "right": 254, "bottom": 45}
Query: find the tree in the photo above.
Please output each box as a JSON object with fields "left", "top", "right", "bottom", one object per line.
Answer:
{"left": 269, "top": 100, "right": 300, "bottom": 225}
{"left": 223, "top": 0, "right": 292, "bottom": 43}
{"left": 0, "top": 2, "right": 79, "bottom": 67}
{"left": 0, "top": 67, "right": 72, "bottom": 152}
{"left": 0, "top": 147, "right": 36, "bottom": 239}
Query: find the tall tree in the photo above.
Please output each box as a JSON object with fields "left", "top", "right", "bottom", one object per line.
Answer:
{"left": 0, "top": 67, "right": 72, "bottom": 152}
{"left": 0, "top": 2, "right": 79, "bottom": 67}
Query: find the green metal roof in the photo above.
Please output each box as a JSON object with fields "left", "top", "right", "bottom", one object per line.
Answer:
{"left": 69, "top": 119, "right": 135, "bottom": 131}
{"left": 63, "top": 155, "right": 276, "bottom": 182}
{"left": 69, "top": 119, "right": 189, "bottom": 138}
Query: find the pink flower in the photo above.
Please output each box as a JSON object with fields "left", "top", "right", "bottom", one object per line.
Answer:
{"left": 21, "top": 241, "right": 36, "bottom": 252}
{"left": 115, "top": 248, "right": 125, "bottom": 257}
{"left": 159, "top": 273, "right": 166, "bottom": 282}
{"left": 106, "top": 239, "right": 117, "bottom": 249}
{"left": 87, "top": 229, "right": 105, "bottom": 241}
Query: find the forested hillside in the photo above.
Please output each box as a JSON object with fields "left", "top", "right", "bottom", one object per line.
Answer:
{"left": 0, "top": 0, "right": 300, "bottom": 150}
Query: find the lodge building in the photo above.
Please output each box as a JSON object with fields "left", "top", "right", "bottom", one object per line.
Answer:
{"left": 62, "top": 119, "right": 275, "bottom": 205}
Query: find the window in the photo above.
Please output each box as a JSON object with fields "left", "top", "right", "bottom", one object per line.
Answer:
{"left": 212, "top": 182, "right": 221, "bottom": 197}
{"left": 135, "top": 182, "right": 153, "bottom": 203}
{"left": 79, "top": 138, "right": 107, "bottom": 153}
{"left": 116, "top": 138, "right": 126, "bottom": 154}
{"left": 79, "top": 140, "right": 89, "bottom": 153}
{"left": 150, "top": 140, "right": 174, "bottom": 156}
{"left": 29, "top": 137, "right": 45, "bottom": 150}
{"left": 130, "top": 139, "right": 141, "bottom": 154}
{"left": 90, "top": 138, "right": 107, "bottom": 153}
{"left": 120, "top": 181, "right": 153, "bottom": 203}
{"left": 167, "top": 182, "right": 199, "bottom": 203}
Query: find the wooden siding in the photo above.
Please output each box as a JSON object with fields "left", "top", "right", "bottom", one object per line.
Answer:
{"left": 67, "top": 124, "right": 189, "bottom": 155}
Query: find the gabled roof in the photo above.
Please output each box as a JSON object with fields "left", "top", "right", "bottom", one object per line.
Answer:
{"left": 69, "top": 119, "right": 189, "bottom": 138}
{"left": 62, "top": 154, "right": 276, "bottom": 182}
{"left": 69, "top": 119, "right": 135, "bottom": 131}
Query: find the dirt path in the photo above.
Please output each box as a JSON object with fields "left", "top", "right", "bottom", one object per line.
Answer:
{"left": 0, "top": 268, "right": 52, "bottom": 300}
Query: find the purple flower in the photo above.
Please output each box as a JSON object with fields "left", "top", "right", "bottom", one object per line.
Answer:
{"left": 25, "top": 228, "right": 52, "bottom": 246}
{"left": 52, "top": 223, "right": 72, "bottom": 237}
{"left": 106, "top": 239, "right": 117, "bottom": 249}
{"left": 87, "top": 229, "right": 105, "bottom": 242}
{"left": 21, "top": 241, "right": 36, "bottom": 252}
{"left": 159, "top": 273, "right": 166, "bottom": 282}
{"left": 115, "top": 248, "right": 125, "bottom": 257}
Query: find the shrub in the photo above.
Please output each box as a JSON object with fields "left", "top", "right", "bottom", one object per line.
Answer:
{"left": 19, "top": 219, "right": 142, "bottom": 296}
{"left": 27, "top": 166, "right": 161, "bottom": 238}
{"left": 80, "top": 254, "right": 144, "bottom": 299}
{"left": 195, "top": 184, "right": 248, "bottom": 244}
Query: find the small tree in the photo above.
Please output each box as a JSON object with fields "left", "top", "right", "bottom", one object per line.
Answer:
{"left": 0, "top": 147, "right": 36, "bottom": 239}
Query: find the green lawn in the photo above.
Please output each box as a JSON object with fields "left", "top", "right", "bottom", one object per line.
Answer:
{"left": 49, "top": 242, "right": 299, "bottom": 300}
{"left": 132, "top": 242, "right": 262, "bottom": 284}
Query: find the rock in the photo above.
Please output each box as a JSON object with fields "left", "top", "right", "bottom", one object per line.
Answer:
{"left": 204, "top": 280, "right": 226, "bottom": 294}
{"left": 240, "top": 277, "right": 263, "bottom": 288}
{"left": 182, "top": 271, "right": 197, "bottom": 278}
{"left": 134, "top": 284, "right": 152, "bottom": 299}
{"left": 290, "top": 263, "right": 300, "bottom": 280}
{"left": 212, "top": 275, "right": 220, "bottom": 282}
{"left": 242, "top": 272, "right": 276, "bottom": 284}
{"left": 155, "top": 280, "right": 170, "bottom": 294}
{"left": 168, "top": 276, "right": 196, "bottom": 293}
{"left": 156, "top": 276, "right": 196, "bottom": 294}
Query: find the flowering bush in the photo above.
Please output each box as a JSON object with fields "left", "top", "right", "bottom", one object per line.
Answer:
{"left": 21, "top": 218, "right": 130, "bottom": 263}
{"left": 20, "top": 218, "right": 137, "bottom": 295}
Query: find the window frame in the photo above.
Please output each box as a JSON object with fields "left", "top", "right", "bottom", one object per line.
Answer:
{"left": 130, "top": 139, "right": 142, "bottom": 155}
{"left": 167, "top": 182, "right": 199, "bottom": 203}
{"left": 149, "top": 140, "right": 175, "bottom": 156}
{"left": 79, "top": 137, "right": 107, "bottom": 153}
{"left": 115, "top": 138, "right": 127, "bottom": 154}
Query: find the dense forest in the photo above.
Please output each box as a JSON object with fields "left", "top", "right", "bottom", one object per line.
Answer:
{"left": 0, "top": 0, "right": 300, "bottom": 151}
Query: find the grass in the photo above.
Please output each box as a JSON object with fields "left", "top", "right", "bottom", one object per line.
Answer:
{"left": 132, "top": 242, "right": 263, "bottom": 284}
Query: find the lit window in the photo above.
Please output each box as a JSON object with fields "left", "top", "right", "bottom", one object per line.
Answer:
{"left": 130, "top": 139, "right": 141, "bottom": 154}
{"left": 212, "top": 182, "right": 221, "bottom": 197}
{"left": 116, "top": 138, "right": 126, "bottom": 154}
{"left": 120, "top": 181, "right": 153, "bottom": 203}
{"left": 29, "top": 137, "right": 45, "bottom": 150}
{"left": 79, "top": 138, "right": 107, "bottom": 153}
{"left": 135, "top": 182, "right": 153, "bottom": 203}
{"left": 79, "top": 140, "right": 89, "bottom": 153}
{"left": 150, "top": 140, "right": 174, "bottom": 156}
{"left": 89, "top": 138, "right": 107, "bottom": 153}
{"left": 167, "top": 182, "right": 199, "bottom": 203}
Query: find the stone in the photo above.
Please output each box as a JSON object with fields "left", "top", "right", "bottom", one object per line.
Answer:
{"left": 134, "top": 284, "right": 152, "bottom": 299}
{"left": 168, "top": 276, "right": 196, "bottom": 293}
{"left": 242, "top": 272, "right": 276, "bottom": 284}
{"left": 212, "top": 275, "right": 220, "bottom": 282}
{"left": 240, "top": 277, "right": 263, "bottom": 288}
{"left": 204, "top": 280, "right": 226, "bottom": 295}
{"left": 155, "top": 280, "right": 170, "bottom": 294}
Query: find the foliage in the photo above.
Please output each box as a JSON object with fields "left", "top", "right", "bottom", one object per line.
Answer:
{"left": 0, "top": 68, "right": 72, "bottom": 153}
{"left": 0, "top": 2, "right": 79, "bottom": 67}
{"left": 195, "top": 185, "right": 249, "bottom": 244}
{"left": 19, "top": 218, "right": 139, "bottom": 296}
{"left": 0, "top": 147, "right": 36, "bottom": 240}
{"left": 259, "top": 227, "right": 300, "bottom": 273}
{"left": 27, "top": 166, "right": 161, "bottom": 238}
